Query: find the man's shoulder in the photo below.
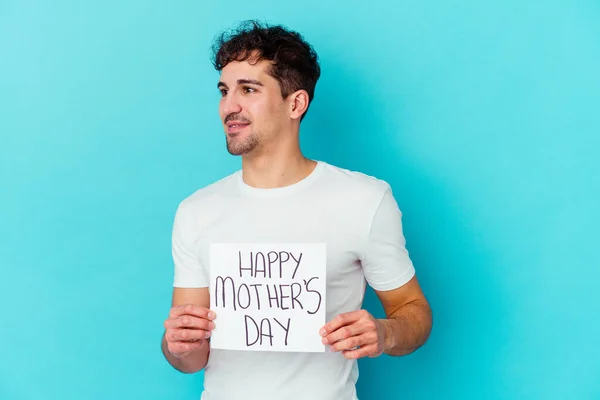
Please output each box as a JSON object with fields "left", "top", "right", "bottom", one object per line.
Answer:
{"left": 177, "top": 169, "right": 240, "bottom": 212}
{"left": 320, "top": 161, "right": 391, "bottom": 195}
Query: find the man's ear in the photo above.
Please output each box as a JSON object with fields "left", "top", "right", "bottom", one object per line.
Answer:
{"left": 289, "top": 90, "right": 310, "bottom": 120}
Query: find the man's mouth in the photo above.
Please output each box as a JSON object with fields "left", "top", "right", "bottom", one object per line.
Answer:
{"left": 226, "top": 121, "right": 250, "bottom": 134}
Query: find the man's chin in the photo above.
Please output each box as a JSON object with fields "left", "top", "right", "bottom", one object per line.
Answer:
{"left": 227, "top": 146, "right": 245, "bottom": 156}
{"left": 226, "top": 142, "right": 254, "bottom": 156}
{"left": 225, "top": 134, "right": 260, "bottom": 155}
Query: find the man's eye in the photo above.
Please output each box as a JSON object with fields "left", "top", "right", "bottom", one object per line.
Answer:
{"left": 219, "top": 89, "right": 228, "bottom": 96}
{"left": 243, "top": 87, "right": 255, "bottom": 93}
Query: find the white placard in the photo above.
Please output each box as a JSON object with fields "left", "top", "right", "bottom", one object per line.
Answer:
{"left": 209, "top": 243, "right": 326, "bottom": 352}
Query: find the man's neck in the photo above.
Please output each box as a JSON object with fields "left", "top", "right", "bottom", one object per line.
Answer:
{"left": 240, "top": 151, "right": 317, "bottom": 189}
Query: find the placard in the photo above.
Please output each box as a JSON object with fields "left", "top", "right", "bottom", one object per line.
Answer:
{"left": 209, "top": 243, "right": 326, "bottom": 352}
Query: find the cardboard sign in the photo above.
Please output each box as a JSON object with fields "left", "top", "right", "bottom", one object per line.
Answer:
{"left": 209, "top": 243, "right": 326, "bottom": 352}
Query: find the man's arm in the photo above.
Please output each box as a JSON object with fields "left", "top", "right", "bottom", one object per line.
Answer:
{"left": 375, "top": 275, "right": 432, "bottom": 356}
{"left": 320, "top": 185, "right": 432, "bottom": 359}
{"left": 320, "top": 275, "right": 432, "bottom": 359}
{"left": 162, "top": 287, "right": 214, "bottom": 373}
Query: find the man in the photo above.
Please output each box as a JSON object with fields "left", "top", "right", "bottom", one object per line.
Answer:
{"left": 161, "top": 20, "right": 432, "bottom": 400}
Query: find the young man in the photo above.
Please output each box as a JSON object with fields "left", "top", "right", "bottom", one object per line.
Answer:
{"left": 161, "top": 20, "right": 432, "bottom": 400}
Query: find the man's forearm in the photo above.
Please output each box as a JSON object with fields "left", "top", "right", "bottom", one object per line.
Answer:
{"left": 379, "top": 300, "right": 433, "bottom": 356}
{"left": 161, "top": 332, "right": 210, "bottom": 374}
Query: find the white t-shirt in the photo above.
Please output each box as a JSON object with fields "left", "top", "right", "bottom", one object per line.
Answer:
{"left": 171, "top": 161, "right": 416, "bottom": 400}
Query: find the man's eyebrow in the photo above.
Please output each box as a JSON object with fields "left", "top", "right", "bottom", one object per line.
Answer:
{"left": 238, "top": 79, "right": 264, "bottom": 86}
{"left": 217, "top": 79, "right": 263, "bottom": 89}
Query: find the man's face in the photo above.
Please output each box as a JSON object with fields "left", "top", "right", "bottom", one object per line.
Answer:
{"left": 217, "top": 58, "right": 288, "bottom": 156}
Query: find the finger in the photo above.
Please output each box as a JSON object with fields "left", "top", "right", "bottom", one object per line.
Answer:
{"left": 169, "top": 339, "right": 206, "bottom": 357}
{"left": 169, "top": 304, "right": 216, "bottom": 319}
{"left": 320, "top": 310, "right": 366, "bottom": 337}
{"left": 165, "top": 315, "right": 216, "bottom": 331}
{"left": 329, "top": 331, "right": 377, "bottom": 352}
{"left": 169, "top": 304, "right": 216, "bottom": 320}
{"left": 167, "top": 328, "right": 212, "bottom": 342}
{"left": 341, "top": 343, "right": 378, "bottom": 359}
{"left": 322, "top": 317, "right": 376, "bottom": 345}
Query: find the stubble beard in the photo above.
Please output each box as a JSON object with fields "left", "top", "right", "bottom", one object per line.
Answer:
{"left": 226, "top": 130, "right": 261, "bottom": 156}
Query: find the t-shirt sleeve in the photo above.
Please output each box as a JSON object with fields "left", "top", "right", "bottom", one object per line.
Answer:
{"left": 171, "top": 204, "right": 209, "bottom": 288}
{"left": 360, "top": 186, "right": 416, "bottom": 291}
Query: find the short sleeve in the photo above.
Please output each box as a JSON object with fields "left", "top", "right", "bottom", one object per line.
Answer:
{"left": 360, "top": 187, "right": 416, "bottom": 291}
{"left": 171, "top": 204, "right": 209, "bottom": 288}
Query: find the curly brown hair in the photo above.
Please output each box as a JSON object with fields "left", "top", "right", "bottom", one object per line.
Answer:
{"left": 211, "top": 20, "right": 321, "bottom": 118}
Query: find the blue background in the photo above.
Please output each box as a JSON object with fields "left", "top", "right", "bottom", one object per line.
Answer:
{"left": 1, "top": 1, "right": 599, "bottom": 399}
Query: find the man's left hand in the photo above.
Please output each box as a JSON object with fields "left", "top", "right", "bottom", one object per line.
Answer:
{"left": 320, "top": 310, "right": 387, "bottom": 359}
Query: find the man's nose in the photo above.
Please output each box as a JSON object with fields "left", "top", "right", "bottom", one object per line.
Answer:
{"left": 221, "top": 93, "right": 242, "bottom": 117}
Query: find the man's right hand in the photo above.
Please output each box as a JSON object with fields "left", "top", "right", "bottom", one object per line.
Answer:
{"left": 163, "top": 304, "right": 216, "bottom": 359}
